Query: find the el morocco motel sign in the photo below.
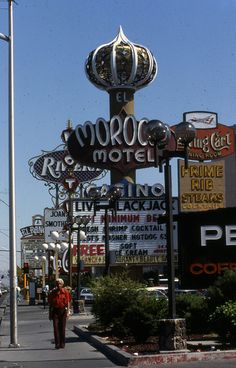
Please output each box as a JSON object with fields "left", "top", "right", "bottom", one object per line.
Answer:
{"left": 67, "top": 115, "right": 178, "bottom": 174}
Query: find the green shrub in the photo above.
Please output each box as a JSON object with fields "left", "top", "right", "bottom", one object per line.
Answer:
{"left": 90, "top": 273, "right": 168, "bottom": 343}
{"left": 209, "top": 301, "right": 236, "bottom": 345}
{"left": 207, "top": 270, "right": 236, "bottom": 313}
{"left": 122, "top": 296, "right": 168, "bottom": 343}
{"left": 90, "top": 273, "right": 145, "bottom": 328}
{"left": 176, "top": 294, "right": 209, "bottom": 334}
{"left": 123, "top": 305, "right": 156, "bottom": 343}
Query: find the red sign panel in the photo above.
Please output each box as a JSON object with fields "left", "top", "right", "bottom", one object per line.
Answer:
{"left": 187, "top": 124, "right": 235, "bottom": 161}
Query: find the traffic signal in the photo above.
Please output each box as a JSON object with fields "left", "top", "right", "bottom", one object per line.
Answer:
{"left": 23, "top": 262, "right": 29, "bottom": 274}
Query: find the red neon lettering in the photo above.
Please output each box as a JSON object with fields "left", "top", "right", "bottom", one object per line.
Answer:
{"left": 190, "top": 262, "right": 236, "bottom": 275}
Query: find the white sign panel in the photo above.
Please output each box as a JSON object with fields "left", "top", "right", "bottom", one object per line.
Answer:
{"left": 73, "top": 197, "right": 178, "bottom": 264}
{"left": 44, "top": 208, "right": 68, "bottom": 242}
{"left": 184, "top": 111, "right": 217, "bottom": 129}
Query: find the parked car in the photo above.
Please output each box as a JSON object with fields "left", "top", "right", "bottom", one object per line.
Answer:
{"left": 146, "top": 286, "right": 168, "bottom": 294}
{"left": 142, "top": 287, "right": 168, "bottom": 300}
{"left": 76, "top": 288, "right": 94, "bottom": 304}
{"left": 147, "top": 289, "right": 168, "bottom": 300}
{"left": 175, "top": 289, "right": 204, "bottom": 297}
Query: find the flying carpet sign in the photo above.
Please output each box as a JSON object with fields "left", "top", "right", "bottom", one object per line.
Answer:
{"left": 183, "top": 111, "right": 235, "bottom": 161}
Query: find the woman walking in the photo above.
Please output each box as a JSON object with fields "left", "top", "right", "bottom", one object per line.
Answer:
{"left": 48, "top": 278, "right": 72, "bottom": 349}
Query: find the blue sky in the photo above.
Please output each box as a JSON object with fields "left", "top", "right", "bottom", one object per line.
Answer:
{"left": 0, "top": 0, "right": 236, "bottom": 270}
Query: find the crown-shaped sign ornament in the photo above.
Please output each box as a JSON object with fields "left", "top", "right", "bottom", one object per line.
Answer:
{"left": 67, "top": 28, "right": 178, "bottom": 175}
{"left": 85, "top": 26, "right": 157, "bottom": 91}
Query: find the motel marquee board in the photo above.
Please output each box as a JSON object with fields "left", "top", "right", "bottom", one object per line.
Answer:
{"left": 45, "top": 198, "right": 178, "bottom": 266}
{"left": 68, "top": 197, "right": 178, "bottom": 266}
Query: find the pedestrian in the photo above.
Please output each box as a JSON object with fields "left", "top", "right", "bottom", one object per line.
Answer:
{"left": 16, "top": 286, "right": 21, "bottom": 304}
{"left": 48, "top": 278, "right": 72, "bottom": 349}
{"left": 42, "top": 288, "right": 47, "bottom": 309}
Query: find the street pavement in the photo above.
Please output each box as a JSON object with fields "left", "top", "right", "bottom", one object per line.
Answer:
{"left": 0, "top": 297, "right": 122, "bottom": 368}
{"left": 1, "top": 297, "right": 236, "bottom": 367}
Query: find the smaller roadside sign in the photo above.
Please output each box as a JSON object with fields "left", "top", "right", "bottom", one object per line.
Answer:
{"left": 20, "top": 225, "right": 44, "bottom": 238}
{"left": 44, "top": 208, "right": 68, "bottom": 242}
{"left": 178, "top": 160, "right": 225, "bottom": 212}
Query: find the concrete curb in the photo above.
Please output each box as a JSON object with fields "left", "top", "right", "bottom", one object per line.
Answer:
{"left": 73, "top": 325, "right": 131, "bottom": 366}
{"left": 73, "top": 325, "right": 236, "bottom": 366}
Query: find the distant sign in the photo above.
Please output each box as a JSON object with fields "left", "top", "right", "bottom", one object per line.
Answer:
{"left": 32, "top": 214, "right": 43, "bottom": 226}
{"left": 20, "top": 214, "right": 44, "bottom": 238}
{"left": 29, "top": 148, "right": 104, "bottom": 185}
{"left": 178, "top": 160, "right": 225, "bottom": 212}
{"left": 20, "top": 225, "right": 44, "bottom": 238}
{"left": 184, "top": 111, "right": 218, "bottom": 129}
{"left": 44, "top": 208, "right": 67, "bottom": 242}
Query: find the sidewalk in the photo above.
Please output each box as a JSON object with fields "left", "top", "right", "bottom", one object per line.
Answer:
{"left": 0, "top": 298, "right": 106, "bottom": 363}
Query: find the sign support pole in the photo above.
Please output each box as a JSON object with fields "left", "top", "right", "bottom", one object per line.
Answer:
{"left": 67, "top": 192, "right": 73, "bottom": 287}
{"left": 109, "top": 88, "right": 135, "bottom": 184}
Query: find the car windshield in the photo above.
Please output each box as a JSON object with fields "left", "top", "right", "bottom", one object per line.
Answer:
{"left": 175, "top": 289, "right": 204, "bottom": 296}
{"left": 80, "top": 288, "right": 92, "bottom": 294}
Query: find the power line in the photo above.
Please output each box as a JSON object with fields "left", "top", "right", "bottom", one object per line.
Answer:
{"left": 0, "top": 249, "right": 21, "bottom": 253}
{"left": 0, "top": 199, "right": 9, "bottom": 207}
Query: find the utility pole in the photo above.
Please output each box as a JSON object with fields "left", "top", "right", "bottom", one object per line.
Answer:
{"left": 8, "top": 0, "right": 18, "bottom": 347}
{"left": 0, "top": 0, "right": 19, "bottom": 347}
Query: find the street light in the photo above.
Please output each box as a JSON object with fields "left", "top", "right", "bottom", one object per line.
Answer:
{"left": 144, "top": 120, "right": 196, "bottom": 319}
{"left": 42, "top": 243, "right": 51, "bottom": 286}
{"left": 50, "top": 233, "right": 61, "bottom": 280}
{"left": 34, "top": 254, "right": 47, "bottom": 285}
{"left": 42, "top": 243, "right": 54, "bottom": 288}
{"left": 73, "top": 215, "right": 90, "bottom": 314}
{"left": 143, "top": 119, "right": 196, "bottom": 351}
{"left": 41, "top": 255, "right": 47, "bottom": 288}
{"left": 61, "top": 202, "right": 74, "bottom": 288}
{"left": 88, "top": 186, "right": 122, "bottom": 276}
{"left": 45, "top": 234, "right": 69, "bottom": 282}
